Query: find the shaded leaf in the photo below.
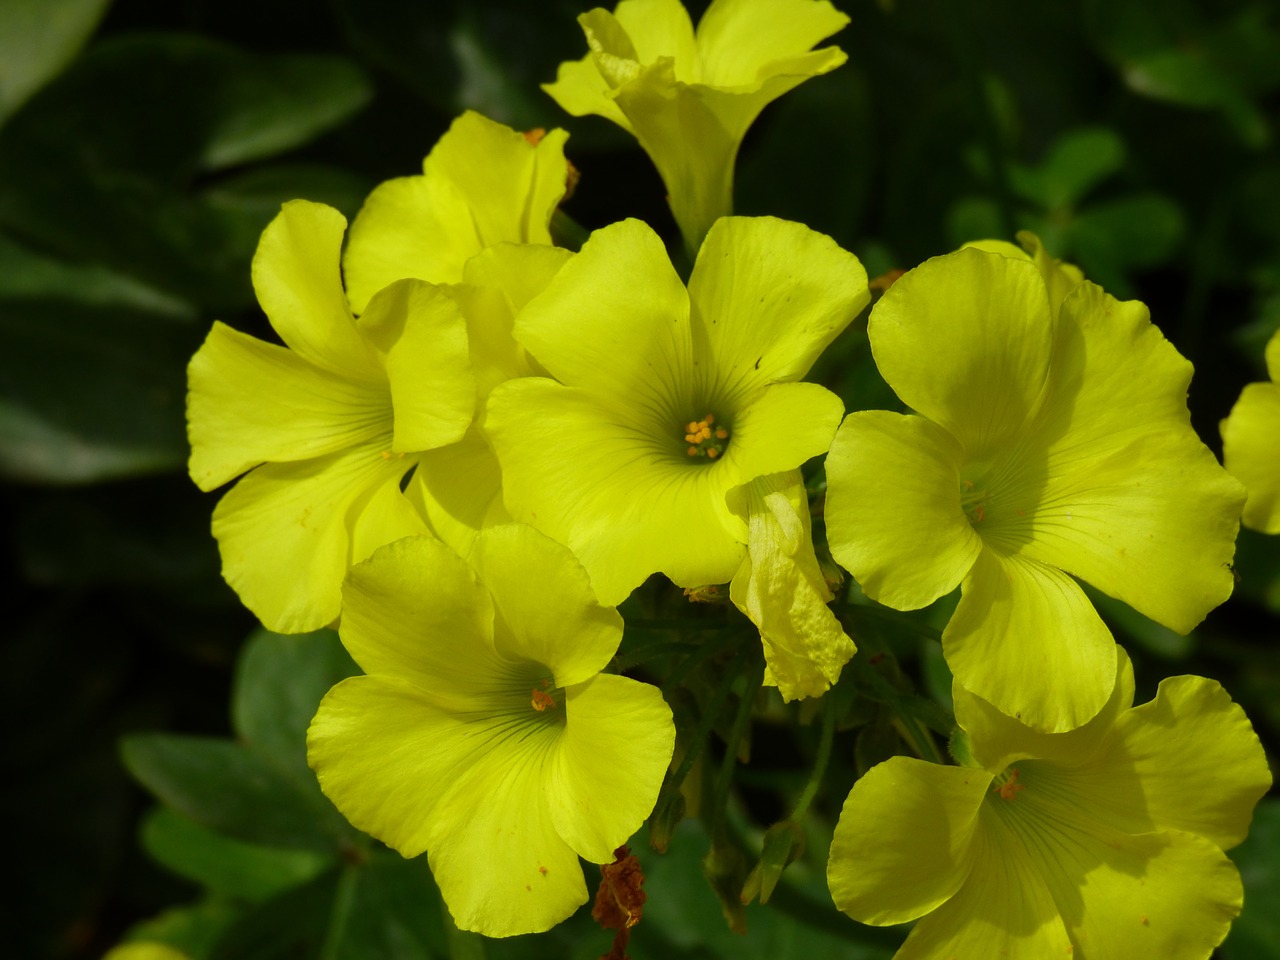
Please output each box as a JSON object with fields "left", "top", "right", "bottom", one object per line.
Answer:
{"left": 142, "top": 807, "right": 332, "bottom": 902}
{"left": 0, "top": 0, "right": 110, "bottom": 124}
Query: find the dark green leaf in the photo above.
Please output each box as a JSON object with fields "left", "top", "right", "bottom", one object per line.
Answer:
{"left": 121, "top": 733, "right": 341, "bottom": 851}
{"left": 142, "top": 807, "right": 332, "bottom": 902}
{"left": 0, "top": 0, "right": 110, "bottom": 124}
{"left": 1037, "top": 127, "right": 1126, "bottom": 209}
{"left": 231, "top": 627, "right": 359, "bottom": 778}
{"left": 0, "top": 299, "right": 195, "bottom": 483}
{"left": 0, "top": 35, "right": 370, "bottom": 309}
{"left": 1222, "top": 799, "right": 1280, "bottom": 959}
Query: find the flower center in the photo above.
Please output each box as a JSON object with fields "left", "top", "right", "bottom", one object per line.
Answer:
{"left": 992, "top": 767, "right": 1025, "bottom": 801}
{"left": 684, "top": 412, "right": 730, "bottom": 460}
{"left": 530, "top": 676, "right": 565, "bottom": 714}
{"left": 959, "top": 471, "right": 990, "bottom": 526}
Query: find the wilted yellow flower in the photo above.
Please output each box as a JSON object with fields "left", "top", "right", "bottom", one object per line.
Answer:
{"left": 728, "top": 470, "right": 855, "bottom": 700}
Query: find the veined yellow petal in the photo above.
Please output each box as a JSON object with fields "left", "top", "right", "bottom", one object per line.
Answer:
{"left": 1222, "top": 379, "right": 1280, "bottom": 533}
{"left": 1023, "top": 282, "right": 1244, "bottom": 631}
{"left": 826, "top": 410, "right": 983, "bottom": 610}
{"left": 952, "top": 647, "right": 1134, "bottom": 774}
{"left": 338, "top": 534, "right": 500, "bottom": 698}
{"left": 187, "top": 321, "right": 391, "bottom": 491}
{"left": 486, "top": 379, "right": 744, "bottom": 604}
{"left": 343, "top": 112, "right": 569, "bottom": 314}
{"left": 868, "top": 248, "right": 1054, "bottom": 459}
{"left": 211, "top": 445, "right": 422, "bottom": 634}
{"left": 828, "top": 758, "right": 988, "bottom": 926}
{"left": 695, "top": 0, "right": 848, "bottom": 87}
{"left": 512, "top": 218, "right": 692, "bottom": 416}
{"left": 550, "top": 673, "right": 674, "bottom": 863}
{"left": 468, "top": 524, "right": 623, "bottom": 688}
{"left": 250, "top": 200, "right": 380, "bottom": 381}
{"left": 358, "top": 278, "right": 475, "bottom": 453}
{"left": 1053, "top": 675, "right": 1272, "bottom": 850}
{"left": 894, "top": 809, "right": 1073, "bottom": 960}
{"left": 687, "top": 216, "right": 869, "bottom": 401}
{"left": 945, "top": 550, "right": 1116, "bottom": 733}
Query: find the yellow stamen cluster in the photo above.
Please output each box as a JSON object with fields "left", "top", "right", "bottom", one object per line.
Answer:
{"left": 684, "top": 413, "right": 730, "bottom": 459}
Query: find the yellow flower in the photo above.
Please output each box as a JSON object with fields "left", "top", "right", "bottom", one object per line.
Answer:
{"left": 1221, "top": 326, "right": 1280, "bottom": 533}
{"left": 187, "top": 201, "right": 474, "bottom": 632}
{"left": 728, "top": 470, "right": 855, "bottom": 700}
{"left": 342, "top": 111, "right": 571, "bottom": 314}
{"left": 544, "top": 0, "right": 848, "bottom": 255}
{"left": 484, "top": 215, "right": 868, "bottom": 605}
{"left": 825, "top": 241, "right": 1245, "bottom": 731}
{"left": 307, "top": 527, "right": 675, "bottom": 936}
{"left": 828, "top": 649, "right": 1271, "bottom": 960}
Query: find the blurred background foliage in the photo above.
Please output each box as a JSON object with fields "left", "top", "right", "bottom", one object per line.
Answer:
{"left": 2, "top": 0, "right": 1278, "bottom": 957}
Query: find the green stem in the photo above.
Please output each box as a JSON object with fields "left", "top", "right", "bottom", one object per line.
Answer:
{"left": 790, "top": 692, "right": 838, "bottom": 821}
{"left": 319, "top": 866, "right": 360, "bottom": 960}
{"left": 893, "top": 713, "right": 944, "bottom": 765}
{"left": 708, "top": 652, "right": 765, "bottom": 836}
{"left": 660, "top": 639, "right": 750, "bottom": 801}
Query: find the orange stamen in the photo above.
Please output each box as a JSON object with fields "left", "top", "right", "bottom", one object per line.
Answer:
{"left": 994, "top": 768, "right": 1025, "bottom": 800}
{"left": 531, "top": 688, "right": 557, "bottom": 712}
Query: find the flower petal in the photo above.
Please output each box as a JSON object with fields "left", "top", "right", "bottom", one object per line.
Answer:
{"left": 421, "top": 723, "right": 585, "bottom": 936}
{"left": 1222, "top": 379, "right": 1280, "bottom": 533}
{"left": 343, "top": 112, "right": 569, "bottom": 313}
{"left": 486, "top": 379, "right": 744, "bottom": 604}
{"left": 687, "top": 216, "right": 868, "bottom": 403}
{"left": 825, "top": 410, "right": 983, "bottom": 610}
{"left": 728, "top": 471, "right": 855, "bottom": 700}
{"left": 868, "top": 247, "right": 1054, "bottom": 458}
{"left": 467, "top": 524, "right": 624, "bottom": 687}
{"left": 1057, "top": 675, "right": 1272, "bottom": 850}
{"left": 308, "top": 674, "right": 585, "bottom": 936}
{"left": 893, "top": 808, "right": 1074, "bottom": 959}
{"left": 405, "top": 425, "right": 508, "bottom": 556}
{"left": 722, "top": 380, "right": 844, "bottom": 480}
{"left": 695, "top": 0, "right": 849, "bottom": 87}
{"left": 953, "top": 646, "right": 1135, "bottom": 774}
{"left": 549, "top": 673, "right": 675, "bottom": 863}
{"left": 512, "top": 218, "right": 692, "bottom": 414}
{"left": 251, "top": 200, "right": 380, "bottom": 381}
{"left": 1024, "top": 814, "right": 1243, "bottom": 960}
{"left": 187, "top": 321, "right": 391, "bottom": 491}
{"left": 608, "top": 0, "right": 697, "bottom": 74}
{"left": 307, "top": 675, "right": 465, "bottom": 856}
{"left": 828, "top": 757, "right": 989, "bottom": 926}
{"left": 945, "top": 549, "right": 1116, "bottom": 732}
{"left": 458, "top": 242, "right": 574, "bottom": 396}
{"left": 338, "top": 534, "right": 501, "bottom": 698}
{"left": 1021, "top": 282, "right": 1244, "bottom": 631}
{"left": 342, "top": 174, "right": 478, "bottom": 313}
{"left": 358, "top": 279, "right": 476, "bottom": 452}
{"left": 211, "top": 446, "right": 421, "bottom": 633}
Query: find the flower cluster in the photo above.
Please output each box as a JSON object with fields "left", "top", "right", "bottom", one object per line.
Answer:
{"left": 184, "top": 0, "right": 1271, "bottom": 951}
